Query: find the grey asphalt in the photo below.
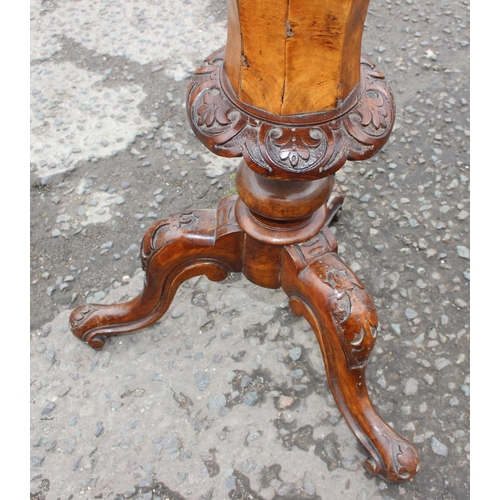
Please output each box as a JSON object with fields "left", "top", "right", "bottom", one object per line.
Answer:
{"left": 30, "top": 1, "right": 470, "bottom": 499}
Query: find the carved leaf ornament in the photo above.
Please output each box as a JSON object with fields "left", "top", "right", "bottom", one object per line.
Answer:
{"left": 187, "top": 47, "right": 395, "bottom": 180}
{"left": 316, "top": 258, "right": 378, "bottom": 370}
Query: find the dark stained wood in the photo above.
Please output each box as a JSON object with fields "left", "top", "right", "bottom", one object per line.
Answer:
{"left": 236, "top": 161, "right": 334, "bottom": 220}
{"left": 70, "top": 0, "right": 419, "bottom": 483}
{"left": 70, "top": 198, "right": 244, "bottom": 348}
{"left": 281, "top": 229, "right": 420, "bottom": 482}
{"left": 242, "top": 236, "right": 282, "bottom": 289}
{"left": 188, "top": 48, "right": 395, "bottom": 181}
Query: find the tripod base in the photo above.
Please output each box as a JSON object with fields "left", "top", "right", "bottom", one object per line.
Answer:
{"left": 70, "top": 193, "right": 419, "bottom": 483}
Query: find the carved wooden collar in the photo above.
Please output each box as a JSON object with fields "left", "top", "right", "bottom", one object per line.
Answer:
{"left": 187, "top": 47, "right": 396, "bottom": 181}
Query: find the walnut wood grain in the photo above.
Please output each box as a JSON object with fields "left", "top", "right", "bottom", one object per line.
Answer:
{"left": 225, "top": 0, "right": 371, "bottom": 115}
{"left": 235, "top": 160, "right": 334, "bottom": 222}
{"left": 70, "top": 0, "right": 420, "bottom": 483}
{"left": 187, "top": 48, "right": 395, "bottom": 180}
{"left": 70, "top": 197, "right": 243, "bottom": 349}
{"left": 281, "top": 230, "right": 420, "bottom": 482}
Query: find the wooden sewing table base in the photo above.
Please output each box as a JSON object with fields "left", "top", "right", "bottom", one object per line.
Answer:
{"left": 69, "top": 2, "right": 420, "bottom": 483}
{"left": 70, "top": 181, "right": 419, "bottom": 482}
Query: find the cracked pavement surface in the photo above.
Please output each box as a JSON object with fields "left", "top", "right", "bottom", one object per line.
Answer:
{"left": 30, "top": 1, "right": 470, "bottom": 499}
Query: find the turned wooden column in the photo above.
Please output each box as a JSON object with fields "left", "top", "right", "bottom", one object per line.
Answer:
{"left": 71, "top": 0, "right": 420, "bottom": 483}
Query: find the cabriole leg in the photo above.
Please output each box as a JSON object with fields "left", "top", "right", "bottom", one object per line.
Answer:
{"left": 70, "top": 196, "right": 243, "bottom": 349}
{"left": 281, "top": 229, "right": 420, "bottom": 482}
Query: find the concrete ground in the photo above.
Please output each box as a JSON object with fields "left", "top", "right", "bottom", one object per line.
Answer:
{"left": 30, "top": 1, "right": 470, "bottom": 499}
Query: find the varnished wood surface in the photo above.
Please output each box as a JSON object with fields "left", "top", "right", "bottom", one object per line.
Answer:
{"left": 235, "top": 161, "right": 334, "bottom": 220}
{"left": 70, "top": 199, "right": 244, "bottom": 348}
{"left": 187, "top": 48, "right": 395, "bottom": 181}
{"left": 281, "top": 231, "right": 420, "bottom": 482}
{"left": 225, "top": 0, "right": 370, "bottom": 115}
{"left": 70, "top": 0, "right": 419, "bottom": 483}
{"left": 70, "top": 196, "right": 419, "bottom": 482}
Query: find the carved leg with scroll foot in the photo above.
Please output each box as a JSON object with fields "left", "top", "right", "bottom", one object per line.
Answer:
{"left": 70, "top": 197, "right": 243, "bottom": 349}
{"left": 281, "top": 229, "right": 420, "bottom": 482}
{"left": 69, "top": 0, "right": 421, "bottom": 482}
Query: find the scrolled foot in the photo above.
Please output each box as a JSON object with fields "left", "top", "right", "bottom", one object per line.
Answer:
{"left": 364, "top": 433, "right": 420, "bottom": 482}
{"left": 70, "top": 304, "right": 109, "bottom": 349}
{"left": 69, "top": 196, "right": 243, "bottom": 349}
{"left": 281, "top": 229, "right": 420, "bottom": 482}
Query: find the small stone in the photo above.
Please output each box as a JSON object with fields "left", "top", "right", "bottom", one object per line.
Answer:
{"left": 56, "top": 214, "right": 72, "bottom": 223}
{"left": 41, "top": 401, "right": 56, "bottom": 416}
{"left": 416, "top": 279, "right": 427, "bottom": 289}
{"left": 431, "top": 437, "right": 449, "bottom": 456}
{"left": 31, "top": 455, "right": 45, "bottom": 467}
{"left": 171, "top": 308, "right": 184, "bottom": 318}
{"left": 58, "top": 386, "right": 71, "bottom": 397}
{"left": 278, "top": 395, "right": 295, "bottom": 408}
{"left": 240, "top": 375, "right": 252, "bottom": 388}
{"left": 51, "top": 229, "right": 61, "bottom": 237}
{"left": 456, "top": 246, "right": 470, "bottom": 259}
{"left": 417, "top": 238, "right": 428, "bottom": 250}
{"left": 123, "top": 487, "right": 137, "bottom": 498}
{"left": 434, "top": 358, "right": 451, "bottom": 371}
{"left": 288, "top": 347, "right": 302, "bottom": 361}
{"left": 226, "top": 476, "right": 237, "bottom": 491}
{"left": 304, "top": 480, "right": 315, "bottom": 496}
{"left": 138, "top": 478, "right": 154, "bottom": 490}
{"left": 243, "top": 391, "right": 258, "bottom": 406}
{"left": 195, "top": 371, "right": 210, "bottom": 391}
{"left": 95, "top": 421, "right": 104, "bottom": 437}
{"left": 290, "top": 369, "right": 304, "bottom": 379}
{"left": 141, "top": 462, "right": 155, "bottom": 473}
{"left": 166, "top": 437, "right": 181, "bottom": 451}
{"left": 405, "top": 308, "right": 418, "bottom": 320}
{"left": 64, "top": 436, "right": 77, "bottom": 454}
{"left": 241, "top": 458, "right": 257, "bottom": 474}
{"left": 208, "top": 393, "right": 227, "bottom": 411}
{"left": 377, "top": 375, "right": 387, "bottom": 388}
{"left": 342, "top": 455, "right": 358, "bottom": 471}
{"left": 40, "top": 324, "right": 52, "bottom": 337}
{"left": 261, "top": 305, "right": 276, "bottom": 315}
{"left": 404, "top": 378, "right": 419, "bottom": 396}
{"left": 391, "top": 324, "right": 401, "bottom": 335}
{"left": 42, "top": 438, "right": 57, "bottom": 451}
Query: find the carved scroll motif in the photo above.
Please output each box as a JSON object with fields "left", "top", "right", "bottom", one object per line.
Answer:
{"left": 382, "top": 434, "right": 421, "bottom": 481}
{"left": 141, "top": 211, "right": 206, "bottom": 267}
{"left": 311, "top": 255, "right": 378, "bottom": 370}
{"left": 70, "top": 304, "right": 100, "bottom": 330}
{"left": 187, "top": 47, "right": 395, "bottom": 179}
